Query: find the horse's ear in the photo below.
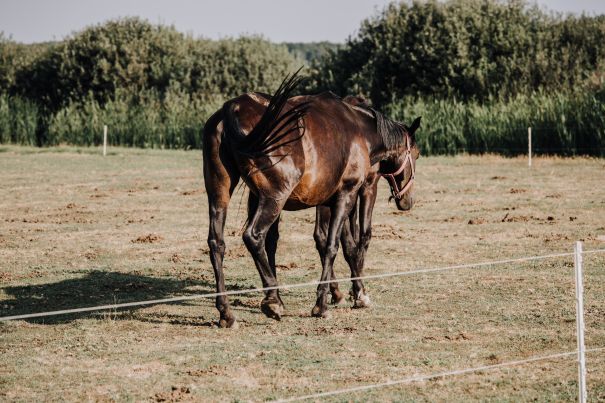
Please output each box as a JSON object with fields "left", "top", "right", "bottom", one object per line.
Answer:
{"left": 408, "top": 117, "right": 421, "bottom": 138}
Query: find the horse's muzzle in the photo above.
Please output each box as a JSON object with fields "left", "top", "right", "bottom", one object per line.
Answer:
{"left": 395, "top": 194, "right": 414, "bottom": 211}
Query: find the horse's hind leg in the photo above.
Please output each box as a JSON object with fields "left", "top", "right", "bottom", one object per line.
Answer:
{"left": 204, "top": 115, "right": 239, "bottom": 328}
{"left": 243, "top": 196, "right": 286, "bottom": 320}
{"left": 314, "top": 206, "right": 344, "bottom": 304}
{"left": 249, "top": 193, "right": 284, "bottom": 308}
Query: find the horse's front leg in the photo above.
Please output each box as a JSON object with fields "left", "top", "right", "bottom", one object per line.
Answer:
{"left": 341, "top": 180, "right": 378, "bottom": 308}
{"left": 312, "top": 191, "right": 359, "bottom": 318}
{"left": 314, "top": 206, "right": 345, "bottom": 305}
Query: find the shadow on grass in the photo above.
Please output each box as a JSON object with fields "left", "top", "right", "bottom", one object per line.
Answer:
{"left": 0, "top": 270, "right": 228, "bottom": 325}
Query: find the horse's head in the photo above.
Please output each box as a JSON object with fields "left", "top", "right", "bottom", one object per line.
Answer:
{"left": 379, "top": 116, "right": 421, "bottom": 211}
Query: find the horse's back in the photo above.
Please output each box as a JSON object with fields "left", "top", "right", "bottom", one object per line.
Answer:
{"left": 220, "top": 90, "right": 373, "bottom": 209}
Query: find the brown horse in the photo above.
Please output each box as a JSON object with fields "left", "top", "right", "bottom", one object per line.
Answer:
{"left": 202, "top": 72, "right": 420, "bottom": 328}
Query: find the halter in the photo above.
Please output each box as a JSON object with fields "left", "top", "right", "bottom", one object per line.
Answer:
{"left": 380, "top": 135, "right": 415, "bottom": 200}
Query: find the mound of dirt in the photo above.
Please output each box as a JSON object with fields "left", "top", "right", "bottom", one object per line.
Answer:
{"left": 132, "top": 234, "right": 163, "bottom": 244}
{"left": 468, "top": 218, "right": 487, "bottom": 225}
{"left": 153, "top": 386, "right": 191, "bottom": 402}
{"left": 181, "top": 188, "right": 204, "bottom": 196}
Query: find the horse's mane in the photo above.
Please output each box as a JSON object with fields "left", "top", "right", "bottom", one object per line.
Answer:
{"left": 372, "top": 109, "right": 408, "bottom": 150}
{"left": 343, "top": 96, "right": 408, "bottom": 150}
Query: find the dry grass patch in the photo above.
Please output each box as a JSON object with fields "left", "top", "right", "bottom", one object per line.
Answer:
{"left": 0, "top": 146, "right": 604, "bottom": 401}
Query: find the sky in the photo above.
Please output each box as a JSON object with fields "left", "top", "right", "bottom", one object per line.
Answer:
{"left": 1, "top": 0, "right": 605, "bottom": 44}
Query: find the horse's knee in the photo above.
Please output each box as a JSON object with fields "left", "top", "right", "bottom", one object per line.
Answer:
{"left": 207, "top": 238, "right": 225, "bottom": 256}
{"left": 325, "top": 244, "right": 339, "bottom": 260}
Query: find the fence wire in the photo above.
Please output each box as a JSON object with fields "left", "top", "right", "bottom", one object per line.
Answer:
{"left": 275, "top": 347, "right": 605, "bottom": 402}
{"left": 1, "top": 248, "right": 604, "bottom": 322}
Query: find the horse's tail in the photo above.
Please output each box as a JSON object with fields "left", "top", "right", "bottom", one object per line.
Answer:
{"left": 222, "top": 68, "right": 310, "bottom": 159}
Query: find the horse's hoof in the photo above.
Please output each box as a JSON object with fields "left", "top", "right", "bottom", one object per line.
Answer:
{"left": 261, "top": 301, "right": 283, "bottom": 321}
{"left": 353, "top": 294, "right": 371, "bottom": 309}
{"left": 330, "top": 289, "right": 346, "bottom": 305}
{"left": 311, "top": 305, "right": 330, "bottom": 318}
{"left": 218, "top": 313, "right": 237, "bottom": 328}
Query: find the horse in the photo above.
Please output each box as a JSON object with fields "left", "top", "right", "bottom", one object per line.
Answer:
{"left": 202, "top": 72, "right": 420, "bottom": 328}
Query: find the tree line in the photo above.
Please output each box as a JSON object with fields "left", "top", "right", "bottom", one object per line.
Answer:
{"left": 1, "top": 0, "right": 604, "bottom": 154}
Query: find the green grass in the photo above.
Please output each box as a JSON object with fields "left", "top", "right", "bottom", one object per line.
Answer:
{"left": 0, "top": 146, "right": 604, "bottom": 401}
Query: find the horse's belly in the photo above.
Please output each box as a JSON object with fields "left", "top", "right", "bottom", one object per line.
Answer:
{"left": 285, "top": 172, "right": 339, "bottom": 209}
{"left": 283, "top": 198, "right": 315, "bottom": 211}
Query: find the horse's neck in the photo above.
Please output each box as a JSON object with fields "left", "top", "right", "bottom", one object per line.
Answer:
{"left": 367, "top": 129, "right": 388, "bottom": 165}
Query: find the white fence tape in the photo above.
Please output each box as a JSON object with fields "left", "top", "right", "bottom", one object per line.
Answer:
{"left": 1, "top": 248, "right": 604, "bottom": 322}
{"left": 275, "top": 347, "right": 605, "bottom": 402}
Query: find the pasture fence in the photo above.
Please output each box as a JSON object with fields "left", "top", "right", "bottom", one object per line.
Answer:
{"left": 0, "top": 249, "right": 594, "bottom": 321}
{"left": 103, "top": 124, "right": 108, "bottom": 156}
{"left": 1, "top": 244, "right": 604, "bottom": 401}
{"left": 275, "top": 347, "right": 605, "bottom": 403}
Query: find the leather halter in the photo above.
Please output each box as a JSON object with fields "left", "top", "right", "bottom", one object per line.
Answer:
{"left": 381, "top": 135, "right": 415, "bottom": 200}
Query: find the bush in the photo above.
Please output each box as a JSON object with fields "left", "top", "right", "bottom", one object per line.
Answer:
{"left": 309, "top": 0, "right": 605, "bottom": 106}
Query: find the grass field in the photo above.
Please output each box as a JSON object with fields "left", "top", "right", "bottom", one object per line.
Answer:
{"left": 1, "top": 145, "right": 604, "bottom": 402}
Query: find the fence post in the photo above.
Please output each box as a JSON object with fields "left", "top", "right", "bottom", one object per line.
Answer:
{"left": 528, "top": 127, "right": 532, "bottom": 167}
{"left": 103, "top": 125, "right": 108, "bottom": 157}
{"left": 574, "top": 241, "right": 586, "bottom": 403}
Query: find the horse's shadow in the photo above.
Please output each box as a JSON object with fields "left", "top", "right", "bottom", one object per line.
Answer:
{"left": 0, "top": 270, "right": 255, "bottom": 326}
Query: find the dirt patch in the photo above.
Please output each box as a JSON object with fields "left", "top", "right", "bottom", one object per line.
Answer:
{"left": 132, "top": 234, "right": 163, "bottom": 244}
{"left": 468, "top": 218, "right": 487, "bottom": 225}
{"left": 153, "top": 386, "right": 192, "bottom": 402}
{"left": 500, "top": 213, "right": 555, "bottom": 223}
{"left": 231, "top": 298, "right": 259, "bottom": 309}
{"left": 276, "top": 262, "right": 298, "bottom": 270}
{"left": 445, "top": 332, "right": 471, "bottom": 341}
{"left": 373, "top": 223, "right": 405, "bottom": 239}
{"left": 181, "top": 188, "right": 204, "bottom": 196}
{"left": 443, "top": 216, "right": 460, "bottom": 222}
{"left": 186, "top": 365, "right": 225, "bottom": 377}
{"left": 226, "top": 245, "right": 247, "bottom": 258}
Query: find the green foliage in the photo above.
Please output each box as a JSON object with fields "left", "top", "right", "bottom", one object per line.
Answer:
{"left": 309, "top": 0, "right": 605, "bottom": 106}
{"left": 387, "top": 88, "right": 605, "bottom": 156}
{"left": 0, "top": 18, "right": 296, "bottom": 148}
{"left": 12, "top": 18, "right": 296, "bottom": 112}
{"left": 46, "top": 89, "right": 220, "bottom": 148}
{"left": 0, "top": 93, "right": 39, "bottom": 145}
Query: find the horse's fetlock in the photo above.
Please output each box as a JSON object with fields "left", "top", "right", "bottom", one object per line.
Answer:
{"left": 360, "top": 231, "right": 372, "bottom": 248}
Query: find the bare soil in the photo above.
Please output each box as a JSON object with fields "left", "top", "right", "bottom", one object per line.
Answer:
{"left": 0, "top": 145, "right": 604, "bottom": 401}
